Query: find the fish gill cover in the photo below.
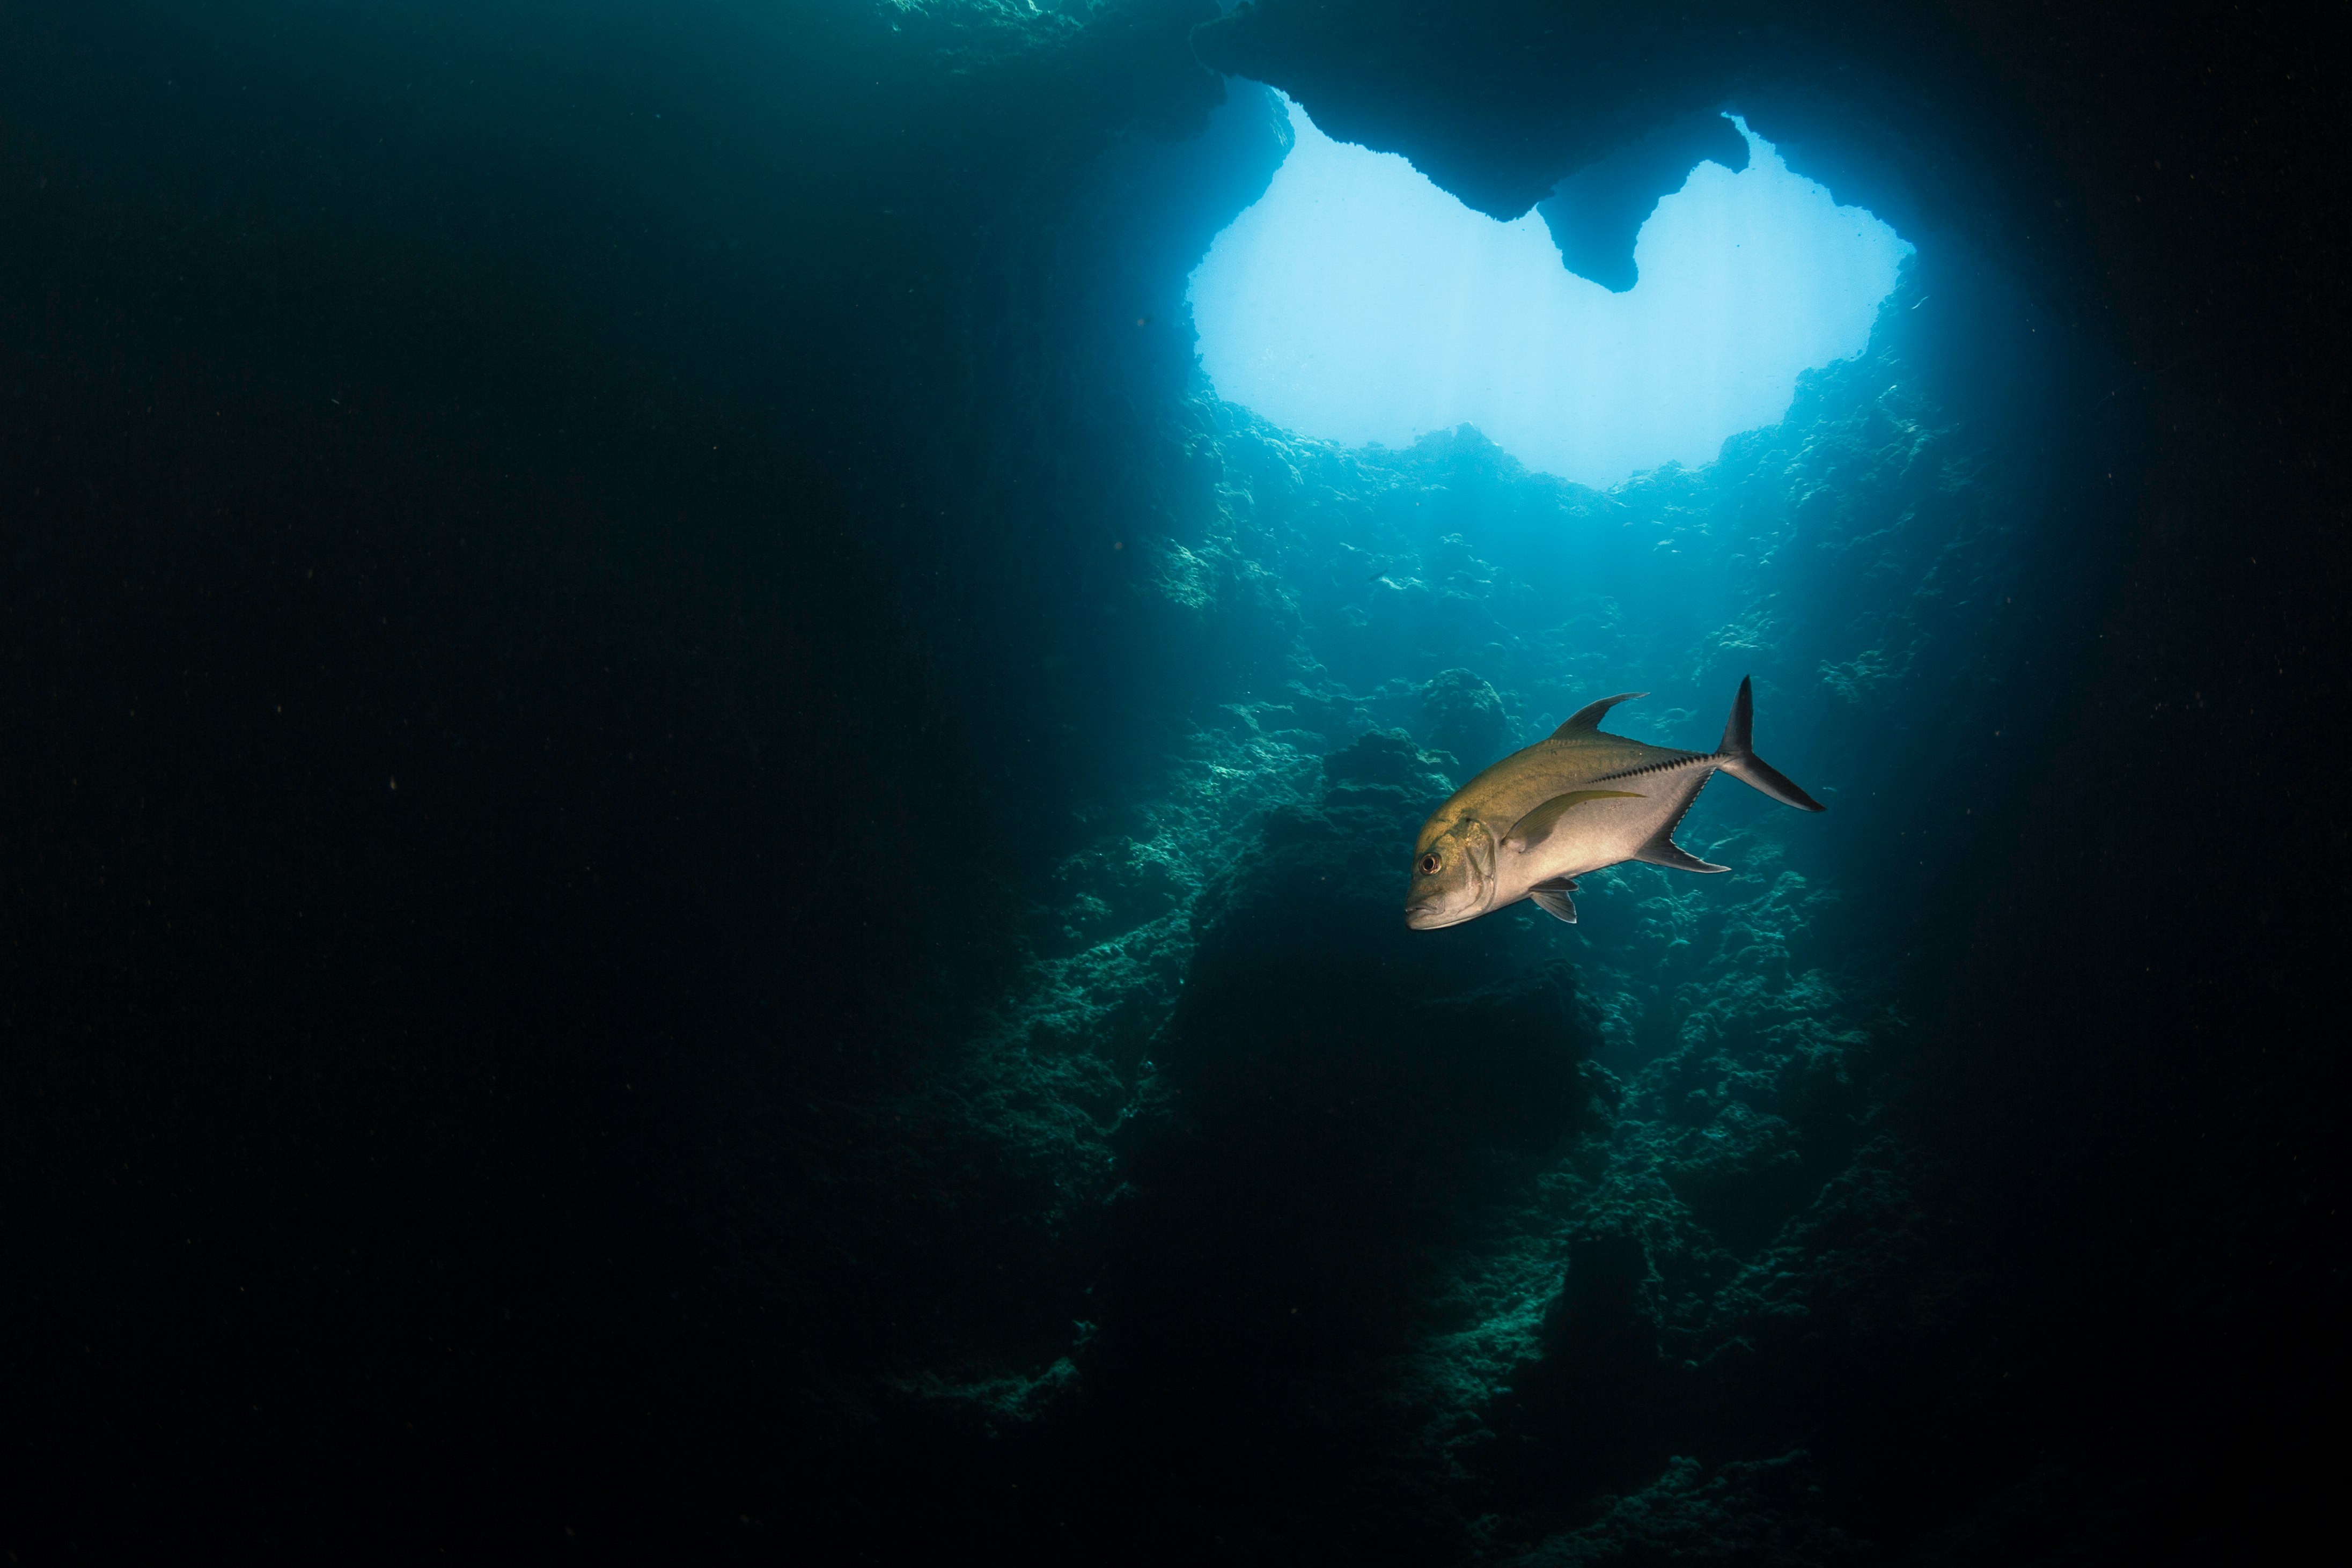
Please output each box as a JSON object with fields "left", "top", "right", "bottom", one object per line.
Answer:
{"left": 0, "top": 1, "right": 2342, "bottom": 1563}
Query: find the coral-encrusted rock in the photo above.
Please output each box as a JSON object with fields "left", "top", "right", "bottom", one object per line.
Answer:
{"left": 1423, "top": 667, "right": 1509, "bottom": 778}
{"left": 1093, "top": 728, "right": 1598, "bottom": 1432}
{"left": 1318, "top": 724, "right": 1455, "bottom": 796}
{"left": 1160, "top": 728, "right": 1590, "bottom": 1157}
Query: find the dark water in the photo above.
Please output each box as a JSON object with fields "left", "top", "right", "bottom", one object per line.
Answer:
{"left": 2, "top": 3, "right": 2343, "bottom": 1561}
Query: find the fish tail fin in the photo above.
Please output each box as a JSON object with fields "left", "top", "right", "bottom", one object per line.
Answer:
{"left": 1715, "top": 676, "right": 1827, "bottom": 812}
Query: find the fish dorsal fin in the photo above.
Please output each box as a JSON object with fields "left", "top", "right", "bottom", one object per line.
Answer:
{"left": 1506, "top": 790, "right": 1644, "bottom": 851}
{"left": 1552, "top": 691, "right": 1648, "bottom": 739}
{"left": 1527, "top": 877, "right": 1578, "bottom": 924}
{"left": 1634, "top": 826, "right": 1730, "bottom": 874}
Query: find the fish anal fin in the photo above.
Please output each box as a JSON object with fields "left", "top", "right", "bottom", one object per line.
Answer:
{"left": 1528, "top": 877, "right": 1578, "bottom": 923}
{"left": 1552, "top": 691, "right": 1648, "bottom": 739}
{"left": 1635, "top": 832, "right": 1729, "bottom": 874}
{"left": 1506, "top": 789, "right": 1644, "bottom": 851}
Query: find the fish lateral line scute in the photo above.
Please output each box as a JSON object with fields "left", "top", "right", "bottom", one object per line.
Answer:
{"left": 1402, "top": 676, "right": 1824, "bottom": 931}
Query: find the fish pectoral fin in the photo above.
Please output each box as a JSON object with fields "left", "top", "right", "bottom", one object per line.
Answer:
{"left": 1634, "top": 828, "right": 1730, "bottom": 874}
{"left": 1505, "top": 790, "right": 1645, "bottom": 852}
{"left": 1527, "top": 878, "right": 1578, "bottom": 924}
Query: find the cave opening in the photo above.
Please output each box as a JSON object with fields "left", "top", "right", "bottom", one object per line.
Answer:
{"left": 1187, "top": 90, "right": 1913, "bottom": 488}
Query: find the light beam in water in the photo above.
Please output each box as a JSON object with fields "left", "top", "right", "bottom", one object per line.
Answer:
{"left": 1188, "top": 95, "right": 1912, "bottom": 489}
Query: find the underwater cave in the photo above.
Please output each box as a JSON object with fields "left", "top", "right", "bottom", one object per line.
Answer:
{"left": 1189, "top": 97, "right": 1910, "bottom": 486}
{"left": 1, "top": 2, "right": 2343, "bottom": 1563}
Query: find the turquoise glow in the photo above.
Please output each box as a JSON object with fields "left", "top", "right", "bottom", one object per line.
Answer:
{"left": 1188, "top": 97, "right": 1913, "bottom": 488}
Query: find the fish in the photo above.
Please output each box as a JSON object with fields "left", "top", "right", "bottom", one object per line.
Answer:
{"left": 1403, "top": 676, "right": 1824, "bottom": 930}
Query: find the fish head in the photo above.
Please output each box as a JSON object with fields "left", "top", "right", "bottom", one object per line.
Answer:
{"left": 1403, "top": 816, "right": 1498, "bottom": 930}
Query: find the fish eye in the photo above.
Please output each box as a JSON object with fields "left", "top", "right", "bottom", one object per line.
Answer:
{"left": 1418, "top": 853, "right": 1440, "bottom": 875}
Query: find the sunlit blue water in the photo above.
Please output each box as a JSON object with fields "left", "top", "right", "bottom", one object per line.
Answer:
{"left": 1189, "top": 95, "right": 1912, "bottom": 487}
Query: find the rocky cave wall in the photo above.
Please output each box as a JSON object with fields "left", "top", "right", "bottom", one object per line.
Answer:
{"left": 3, "top": 1, "right": 2341, "bottom": 1559}
{"left": 756, "top": 177, "right": 2138, "bottom": 1556}
{"left": 719, "top": 4, "right": 2341, "bottom": 1561}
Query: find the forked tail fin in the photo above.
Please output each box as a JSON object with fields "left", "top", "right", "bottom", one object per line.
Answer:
{"left": 1715, "top": 676, "right": 1827, "bottom": 812}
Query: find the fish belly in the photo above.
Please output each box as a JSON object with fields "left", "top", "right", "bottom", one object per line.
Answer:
{"left": 1496, "top": 770, "right": 1709, "bottom": 903}
{"left": 1497, "top": 793, "right": 1664, "bottom": 899}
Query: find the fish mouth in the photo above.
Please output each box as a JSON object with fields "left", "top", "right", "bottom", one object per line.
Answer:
{"left": 1403, "top": 899, "right": 1462, "bottom": 930}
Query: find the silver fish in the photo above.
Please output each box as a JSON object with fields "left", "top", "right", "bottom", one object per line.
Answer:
{"left": 1405, "top": 677, "right": 1825, "bottom": 929}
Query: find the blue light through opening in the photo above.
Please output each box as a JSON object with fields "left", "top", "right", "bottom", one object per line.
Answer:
{"left": 1189, "top": 96, "right": 1913, "bottom": 489}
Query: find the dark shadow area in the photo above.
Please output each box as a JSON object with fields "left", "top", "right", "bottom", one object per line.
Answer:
{"left": 1, "top": 1, "right": 2341, "bottom": 1562}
